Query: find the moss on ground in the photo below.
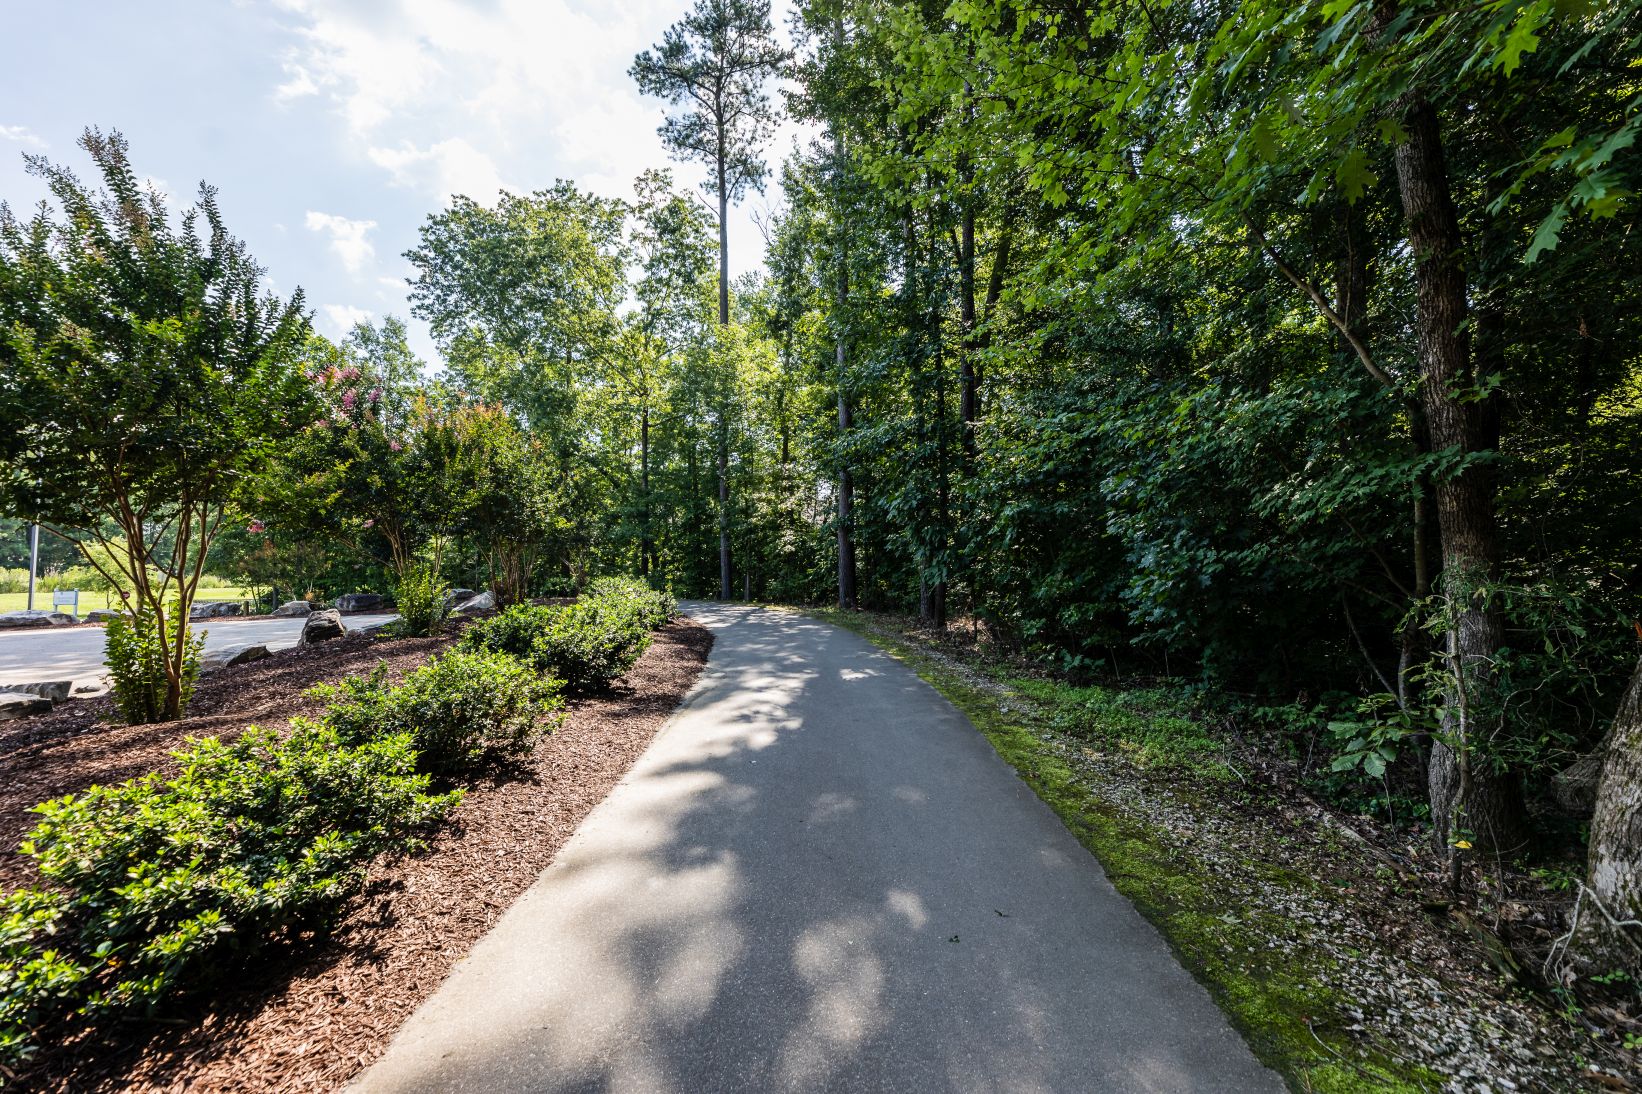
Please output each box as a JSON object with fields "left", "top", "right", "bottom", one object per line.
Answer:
{"left": 814, "top": 609, "right": 1445, "bottom": 1093}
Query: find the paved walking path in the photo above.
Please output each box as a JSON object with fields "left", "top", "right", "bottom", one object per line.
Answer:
{"left": 356, "top": 603, "right": 1280, "bottom": 1093}
{"left": 0, "top": 613, "right": 397, "bottom": 687}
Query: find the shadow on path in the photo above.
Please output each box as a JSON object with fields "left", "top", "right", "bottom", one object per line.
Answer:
{"left": 354, "top": 604, "right": 1280, "bottom": 1094}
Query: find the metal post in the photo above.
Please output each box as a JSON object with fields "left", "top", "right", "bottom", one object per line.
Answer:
{"left": 26, "top": 523, "right": 39, "bottom": 611}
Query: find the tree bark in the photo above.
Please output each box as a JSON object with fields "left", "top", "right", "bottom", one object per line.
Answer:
{"left": 1578, "top": 656, "right": 1642, "bottom": 973}
{"left": 640, "top": 404, "right": 652, "bottom": 578}
{"left": 715, "top": 144, "right": 732, "bottom": 598}
{"left": 958, "top": 186, "right": 978, "bottom": 468}
{"left": 1392, "top": 97, "right": 1526, "bottom": 857}
{"left": 834, "top": 191, "right": 858, "bottom": 610}
{"left": 718, "top": 423, "right": 731, "bottom": 600}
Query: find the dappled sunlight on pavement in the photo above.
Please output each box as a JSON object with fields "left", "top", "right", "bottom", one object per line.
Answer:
{"left": 353, "top": 603, "right": 1281, "bottom": 1094}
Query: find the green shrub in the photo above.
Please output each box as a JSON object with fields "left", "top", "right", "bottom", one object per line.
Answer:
{"left": 393, "top": 562, "right": 450, "bottom": 637}
{"left": 532, "top": 601, "right": 652, "bottom": 691}
{"left": 105, "top": 604, "right": 203, "bottom": 725}
{"left": 309, "top": 650, "right": 562, "bottom": 775}
{"left": 456, "top": 577, "right": 669, "bottom": 693}
{"left": 583, "top": 576, "right": 674, "bottom": 629}
{"left": 0, "top": 723, "right": 457, "bottom": 1069}
{"left": 457, "top": 602, "right": 558, "bottom": 663}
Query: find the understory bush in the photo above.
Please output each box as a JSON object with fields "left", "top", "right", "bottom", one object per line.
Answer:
{"left": 0, "top": 723, "right": 458, "bottom": 1070}
{"left": 460, "top": 577, "right": 665, "bottom": 692}
{"left": 531, "top": 601, "right": 653, "bottom": 691}
{"left": 456, "top": 602, "right": 558, "bottom": 663}
{"left": 105, "top": 604, "right": 203, "bottom": 725}
{"left": 582, "top": 576, "right": 674, "bottom": 629}
{"left": 393, "top": 562, "right": 449, "bottom": 637}
{"left": 309, "top": 649, "right": 562, "bottom": 775}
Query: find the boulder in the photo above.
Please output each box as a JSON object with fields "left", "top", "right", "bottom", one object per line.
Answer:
{"left": 0, "top": 610, "right": 75, "bottom": 629}
{"left": 5, "top": 680, "right": 72, "bottom": 703}
{"left": 335, "top": 592, "right": 385, "bottom": 612}
{"left": 84, "top": 608, "right": 125, "bottom": 624}
{"left": 451, "top": 590, "right": 496, "bottom": 616}
{"left": 0, "top": 692, "right": 54, "bottom": 721}
{"left": 189, "top": 601, "right": 242, "bottom": 619}
{"left": 299, "top": 609, "right": 347, "bottom": 647}
{"left": 441, "top": 588, "right": 479, "bottom": 612}
{"left": 272, "top": 600, "right": 315, "bottom": 618}
{"left": 199, "top": 644, "right": 271, "bottom": 673}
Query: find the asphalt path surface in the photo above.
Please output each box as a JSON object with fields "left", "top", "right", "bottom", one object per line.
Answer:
{"left": 0, "top": 613, "right": 397, "bottom": 687}
{"left": 355, "top": 603, "right": 1280, "bottom": 1094}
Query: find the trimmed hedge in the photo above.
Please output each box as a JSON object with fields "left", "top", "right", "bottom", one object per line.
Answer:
{"left": 0, "top": 724, "right": 458, "bottom": 1069}
{"left": 309, "top": 649, "right": 562, "bottom": 775}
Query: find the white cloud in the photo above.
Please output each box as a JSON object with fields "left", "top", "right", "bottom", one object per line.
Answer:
{"left": 268, "top": 0, "right": 683, "bottom": 196}
{"left": 318, "top": 302, "right": 372, "bottom": 334}
{"left": 304, "top": 209, "right": 377, "bottom": 274}
{"left": 367, "top": 137, "right": 512, "bottom": 201}
{"left": 0, "top": 125, "right": 46, "bottom": 148}
{"left": 274, "top": 63, "right": 319, "bottom": 101}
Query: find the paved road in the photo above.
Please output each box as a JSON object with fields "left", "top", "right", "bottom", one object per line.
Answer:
{"left": 0, "top": 613, "right": 397, "bottom": 687}
{"left": 356, "top": 603, "right": 1280, "bottom": 1094}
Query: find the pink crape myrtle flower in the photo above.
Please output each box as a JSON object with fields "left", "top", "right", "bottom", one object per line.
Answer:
{"left": 247, "top": 520, "right": 266, "bottom": 534}
{"left": 342, "top": 389, "right": 357, "bottom": 411}
{"left": 389, "top": 439, "right": 403, "bottom": 452}
{"left": 363, "top": 518, "right": 376, "bottom": 528}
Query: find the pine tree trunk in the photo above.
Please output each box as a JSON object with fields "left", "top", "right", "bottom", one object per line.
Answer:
{"left": 1579, "top": 656, "right": 1642, "bottom": 972}
{"left": 718, "top": 425, "right": 731, "bottom": 600}
{"left": 640, "top": 405, "right": 652, "bottom": 578}
{"left": 716, "top": 151, "right": 732, "bottom": 598}
{"left": 1392, "top": 97, "right": 1526, "bottom": 857}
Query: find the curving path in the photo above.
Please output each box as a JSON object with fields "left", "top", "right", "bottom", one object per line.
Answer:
{"left": 355, "top": 603, "right": 1280, "bottom": 1093}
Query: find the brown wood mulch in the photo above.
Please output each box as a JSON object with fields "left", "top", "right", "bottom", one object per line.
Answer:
{"left": 2, "top": 619, "right": 714, "bottom": 1092}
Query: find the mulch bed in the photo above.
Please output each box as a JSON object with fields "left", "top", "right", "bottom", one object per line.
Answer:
{"left": 2, "top": 619, "right": 714, "bottom": 1092}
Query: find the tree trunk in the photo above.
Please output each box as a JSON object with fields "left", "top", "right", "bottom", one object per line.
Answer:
{"left": 640, "top": 404, "right": 652, "bottom": 578}
{"left": 718, "top": 424, "right": 731, "bottom": 600}
{"left": 1392, "top": 97, "right": 1526, "bottom": 857}
{"left": 717, "top": 160, "right": 730, "bottom": 327}
{"left": 1578, "top": 656, "right": 1642, "bottom": 973}
{"left": 958, "top": 186, "right": 978, "bottom": 468}
{"left": 834, "top": 181, "right": 858, "bottom": 611}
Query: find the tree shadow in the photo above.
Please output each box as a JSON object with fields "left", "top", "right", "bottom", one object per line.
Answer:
{"left": 364, "top": 604, "right": 1280, "bottom": 1093}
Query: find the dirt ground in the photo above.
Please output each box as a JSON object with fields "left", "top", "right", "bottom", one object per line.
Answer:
{"left": 2, "top": 618, "right": 714, "bottom": 1092}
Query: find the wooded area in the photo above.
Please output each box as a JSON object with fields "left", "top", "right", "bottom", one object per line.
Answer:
{"left": 3, "top": 0, "right": 1640, "bottom": 1046}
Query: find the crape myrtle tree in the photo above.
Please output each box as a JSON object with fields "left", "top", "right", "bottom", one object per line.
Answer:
{"left": 0, "top": 129, "right": 311, "bottom": 722}
{"left": 631, "top": 0, "right": 789, "bottom": 598}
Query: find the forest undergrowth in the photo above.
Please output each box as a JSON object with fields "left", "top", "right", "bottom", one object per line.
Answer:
{"left": 816, "top": 608, "right": 1640, "bottom": 1093}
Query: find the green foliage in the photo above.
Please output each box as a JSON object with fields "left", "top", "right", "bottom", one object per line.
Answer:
{"left": 458, "top": 579, "right": 668, "bottom": 692}
{"left": 0, "top": 724, "right": 457, "bottom": 1068}
{"left": 393, "top": 562, "right": 449, "bottom": 638}
{"left": 0, "top": 129, "right": 312, "bottom": 721}
{"left": 105, "top": 604, "right": 203, "bottom": 726}
{"left": 309, "top": 651, "right": 561, "bottom": 776}
{"left": 457, "top": 602, "right": 559, "bottom": 663}
{"left": 1013, "top": 678, "right": 1232, "bottom": 778}
{"left": 583, "top": 576, "right": 675, "bottom": 630}
{"left": 1325, "top": 695, "right": 1425, "bottom": 780}
{"left": 532, "top": 602, "right": 654, "bottom": 691}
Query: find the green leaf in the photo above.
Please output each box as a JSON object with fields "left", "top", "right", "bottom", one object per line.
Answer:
{"left": 1335, "top": 148, "right": 1378, "bottom": 204}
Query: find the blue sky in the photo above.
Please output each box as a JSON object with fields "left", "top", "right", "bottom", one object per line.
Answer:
{"left": 0, "top": 0, "right": 806, "bottom": 363}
